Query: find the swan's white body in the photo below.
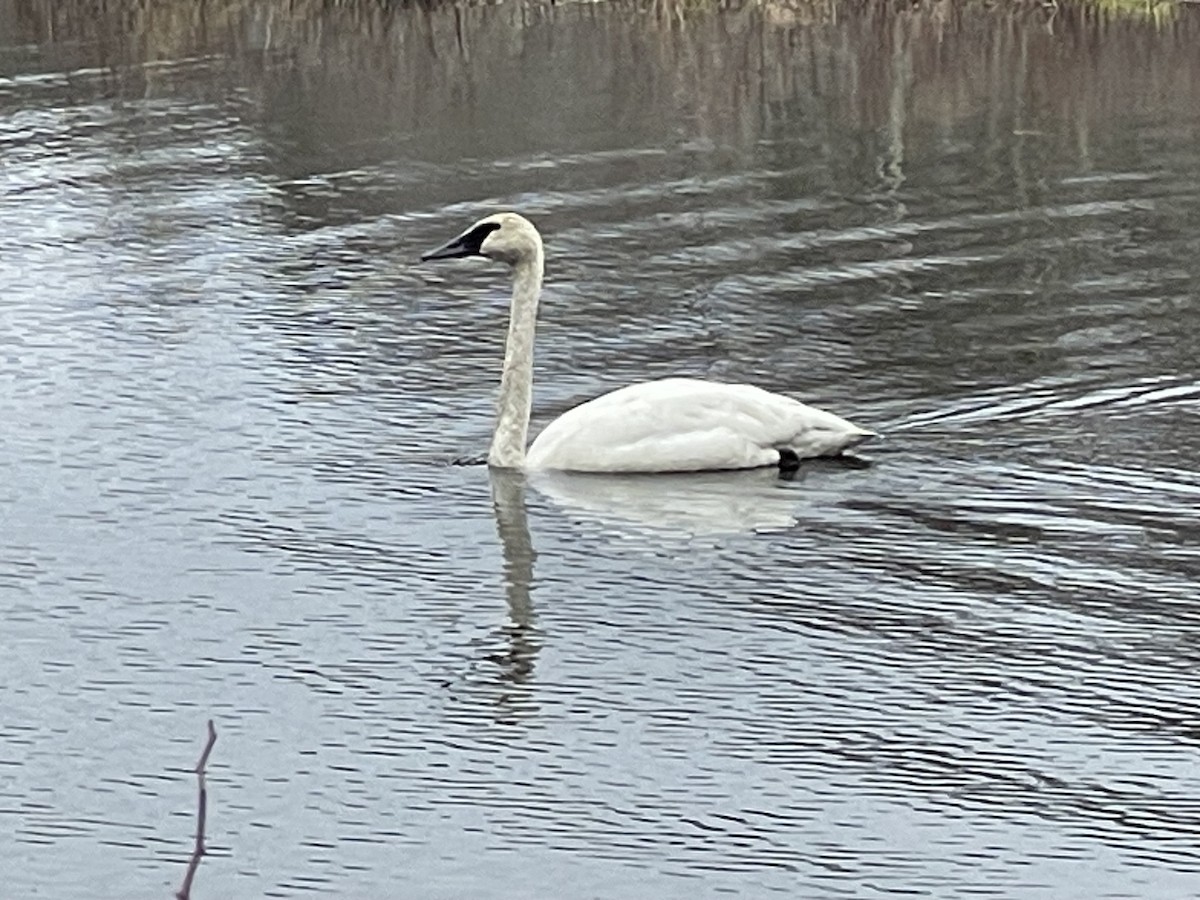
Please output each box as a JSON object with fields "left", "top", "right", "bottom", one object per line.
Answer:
{"left": 526, "top": 377, "right": 870, "bottom": 472}
{"left": 422, "top": 213, "right": 873, "bottom": 473}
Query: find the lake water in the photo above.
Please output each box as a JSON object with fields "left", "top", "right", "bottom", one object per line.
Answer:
{"left": 3, "top": 1, "right": 1200, "bottom": 897}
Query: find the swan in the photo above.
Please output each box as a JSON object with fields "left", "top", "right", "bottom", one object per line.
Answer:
{"left": 421, "top": 212, "right": 874, "bottom": 473}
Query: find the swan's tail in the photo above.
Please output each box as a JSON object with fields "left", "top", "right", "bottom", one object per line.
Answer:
{"left": 786, "top": 404, "right": 876, "bottom": 458}
{"left": 837, "top": 426, "right": 876, "bottom": 452}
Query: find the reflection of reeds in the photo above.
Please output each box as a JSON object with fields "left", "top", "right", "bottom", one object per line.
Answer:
{"left": 8, "top": 0, "right": 1198, "bottom": 172}
{"left": 7, "top": 0, "right": 1187, "bottom": 54}
{"left": 1086, "top": 0, "right": 1180, "bottom": 23}
{"left": 11, "top": 0, "right": 403, "bottom": 61}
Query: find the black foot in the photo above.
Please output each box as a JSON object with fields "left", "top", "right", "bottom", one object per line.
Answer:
{"left": 777, "top": 448, "right": 802, "bottom": 472}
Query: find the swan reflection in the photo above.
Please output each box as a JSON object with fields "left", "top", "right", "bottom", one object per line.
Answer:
{"left": 444, "top": 470, "right": 541, "bottom": 726}
{"left": 489, "top": 469, "right": 538, "bottom": 689}
{"left": 528, "top": 466, "right": 839, "bottom": 537}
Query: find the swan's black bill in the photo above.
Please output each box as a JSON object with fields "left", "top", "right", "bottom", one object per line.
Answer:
{"left": 421, "top": 221, "right": 501, "bottom": 261}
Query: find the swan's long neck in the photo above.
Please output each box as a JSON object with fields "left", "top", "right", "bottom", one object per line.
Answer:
{"left": 489, "top": 247, "right": 544, "bottom": 469}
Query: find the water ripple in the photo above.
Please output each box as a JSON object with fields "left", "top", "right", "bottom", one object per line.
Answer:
{"left": 5, "top": 2, "right": 1200, "bottom": 899}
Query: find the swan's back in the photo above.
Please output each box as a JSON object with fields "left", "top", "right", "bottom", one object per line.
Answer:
{"left": 525, "top": 377, "right": 872, "bottom": 473}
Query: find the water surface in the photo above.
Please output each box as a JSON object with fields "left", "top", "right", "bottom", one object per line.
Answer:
{"left": 3, "top": 1, "right": 1200, "bottom": 897}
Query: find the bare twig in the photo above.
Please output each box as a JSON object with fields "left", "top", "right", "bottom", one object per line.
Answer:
{"left": 175, "top": 720, "right": 217, "bottom": 900}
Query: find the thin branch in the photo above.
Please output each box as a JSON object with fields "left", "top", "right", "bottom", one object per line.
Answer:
{"left": 175, "top": 720, "right": 217, "bottom": 900}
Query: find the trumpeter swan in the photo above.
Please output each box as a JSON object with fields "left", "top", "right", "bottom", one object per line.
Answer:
{"left": 421, "top": 212, "right": 874, "bottom": 473}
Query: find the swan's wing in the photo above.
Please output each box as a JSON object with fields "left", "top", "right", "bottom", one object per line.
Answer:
{"left": 525, "top": 378, "right": 872, "bottom": 473}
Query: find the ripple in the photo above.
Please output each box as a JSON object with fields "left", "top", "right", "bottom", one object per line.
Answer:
{"left": 5, "top": 2, "right": 1200, "bottom": 899}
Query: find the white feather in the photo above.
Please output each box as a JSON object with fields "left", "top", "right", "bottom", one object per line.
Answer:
{"left": 526, "top": 377, "right": 872, "bottom": 472}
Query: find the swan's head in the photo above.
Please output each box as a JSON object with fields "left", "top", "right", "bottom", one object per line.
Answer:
{"left": 421, "top": 212, "right": 543, "bottom": 268}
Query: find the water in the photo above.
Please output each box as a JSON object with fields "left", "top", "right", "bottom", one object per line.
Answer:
{"left": 3, "top": 1, "right": 1200, "bottom": 896}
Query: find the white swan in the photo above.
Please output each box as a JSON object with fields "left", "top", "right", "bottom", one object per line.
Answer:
{"left": 421, "top": 212, "right": 874, "bottom": 473}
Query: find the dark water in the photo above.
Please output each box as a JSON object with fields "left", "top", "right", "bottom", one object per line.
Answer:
{"left": 3, "top": 1, "right": 1200, "bottom": 896}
